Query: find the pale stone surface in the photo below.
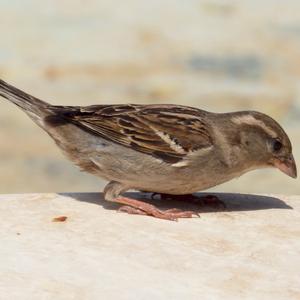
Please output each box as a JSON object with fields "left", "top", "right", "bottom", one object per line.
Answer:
{"left": 0, "top": 193, "right": 299, "bottom": 300}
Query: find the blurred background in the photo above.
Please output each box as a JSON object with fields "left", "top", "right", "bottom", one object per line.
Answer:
{"left": 0, "top": 0, "right": 299, "bottom": 194}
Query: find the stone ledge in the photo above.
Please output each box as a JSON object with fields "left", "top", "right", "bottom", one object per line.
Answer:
{"left": 0, "top": 193, "right": 299, "bottom": 300}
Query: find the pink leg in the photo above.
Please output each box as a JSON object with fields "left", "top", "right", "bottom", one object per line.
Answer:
{"left": 118, "top": 205, "right": 147, "bottom": 215}
{"left": 115, "top": 196, "right": 199, "bottom": 221}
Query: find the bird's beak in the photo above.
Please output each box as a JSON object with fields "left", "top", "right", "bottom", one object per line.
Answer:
{"left": 273, "top": 154, "right": 297, "bottom": 178}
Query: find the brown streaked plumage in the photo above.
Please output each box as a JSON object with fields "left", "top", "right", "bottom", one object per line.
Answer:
{"left": 0, "top": 79, "right": 297, "bottom": 220}
{"left": 46, "top": 104, "right": 213, "bottom": 164}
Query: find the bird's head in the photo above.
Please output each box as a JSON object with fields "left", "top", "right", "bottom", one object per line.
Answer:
{"left": 230, "top": 111, "right": 297, "bottom": 178}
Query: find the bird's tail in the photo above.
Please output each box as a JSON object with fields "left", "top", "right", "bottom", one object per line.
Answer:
{"left": 0, "top": 79, "right": 51, "bottom": 117}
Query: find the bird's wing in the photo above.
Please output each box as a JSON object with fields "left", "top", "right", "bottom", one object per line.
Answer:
{"left": 51, "top": 104, "right": 214, "bottom": 164}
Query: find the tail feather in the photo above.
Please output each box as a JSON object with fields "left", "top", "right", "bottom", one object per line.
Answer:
{"left": 0, "top": 79, "right": 50, "bottom": 116}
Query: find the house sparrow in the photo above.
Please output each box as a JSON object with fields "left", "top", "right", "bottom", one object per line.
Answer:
{"left": 0, "top": 79, "right": 297, "bottom": 220}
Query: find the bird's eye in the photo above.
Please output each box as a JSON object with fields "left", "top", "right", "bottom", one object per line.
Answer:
{"left": 272, "top": 140, "right": 282, "bottom": 152}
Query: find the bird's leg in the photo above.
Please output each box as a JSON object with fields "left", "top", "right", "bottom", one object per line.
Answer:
{"left": 104, "top": 181, "right": 199, "bottom": 221}
{"left": 118, "top": 205, "right": 148, "bottom": 215}
{"left": 200, "top": 195, "right": 226, "bottom": 209}
{"left": 151, "top": 193, "right": 226, "bottom": 210}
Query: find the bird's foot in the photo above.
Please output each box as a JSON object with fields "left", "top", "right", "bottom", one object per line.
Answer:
{"left": 151, "top": 193, "right": 226, "bottom": 210}
{"left": 115, "top": 196, "right": 199, "bottom": 221}
{"left": 193, "top": 195, "right": 226, "bottom": 210}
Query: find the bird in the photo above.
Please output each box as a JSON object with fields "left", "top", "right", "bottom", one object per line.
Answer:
{"left": 0, "top": 79, "right": 297, "bottom": 220}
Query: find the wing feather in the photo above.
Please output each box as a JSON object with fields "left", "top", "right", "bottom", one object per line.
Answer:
{"left": 51, "top": 104, "right": 213, "bottom": 163}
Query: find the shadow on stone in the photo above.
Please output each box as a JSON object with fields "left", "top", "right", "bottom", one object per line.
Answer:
{"left": 61, "top": 192, "right": 292, "bottom": 214}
